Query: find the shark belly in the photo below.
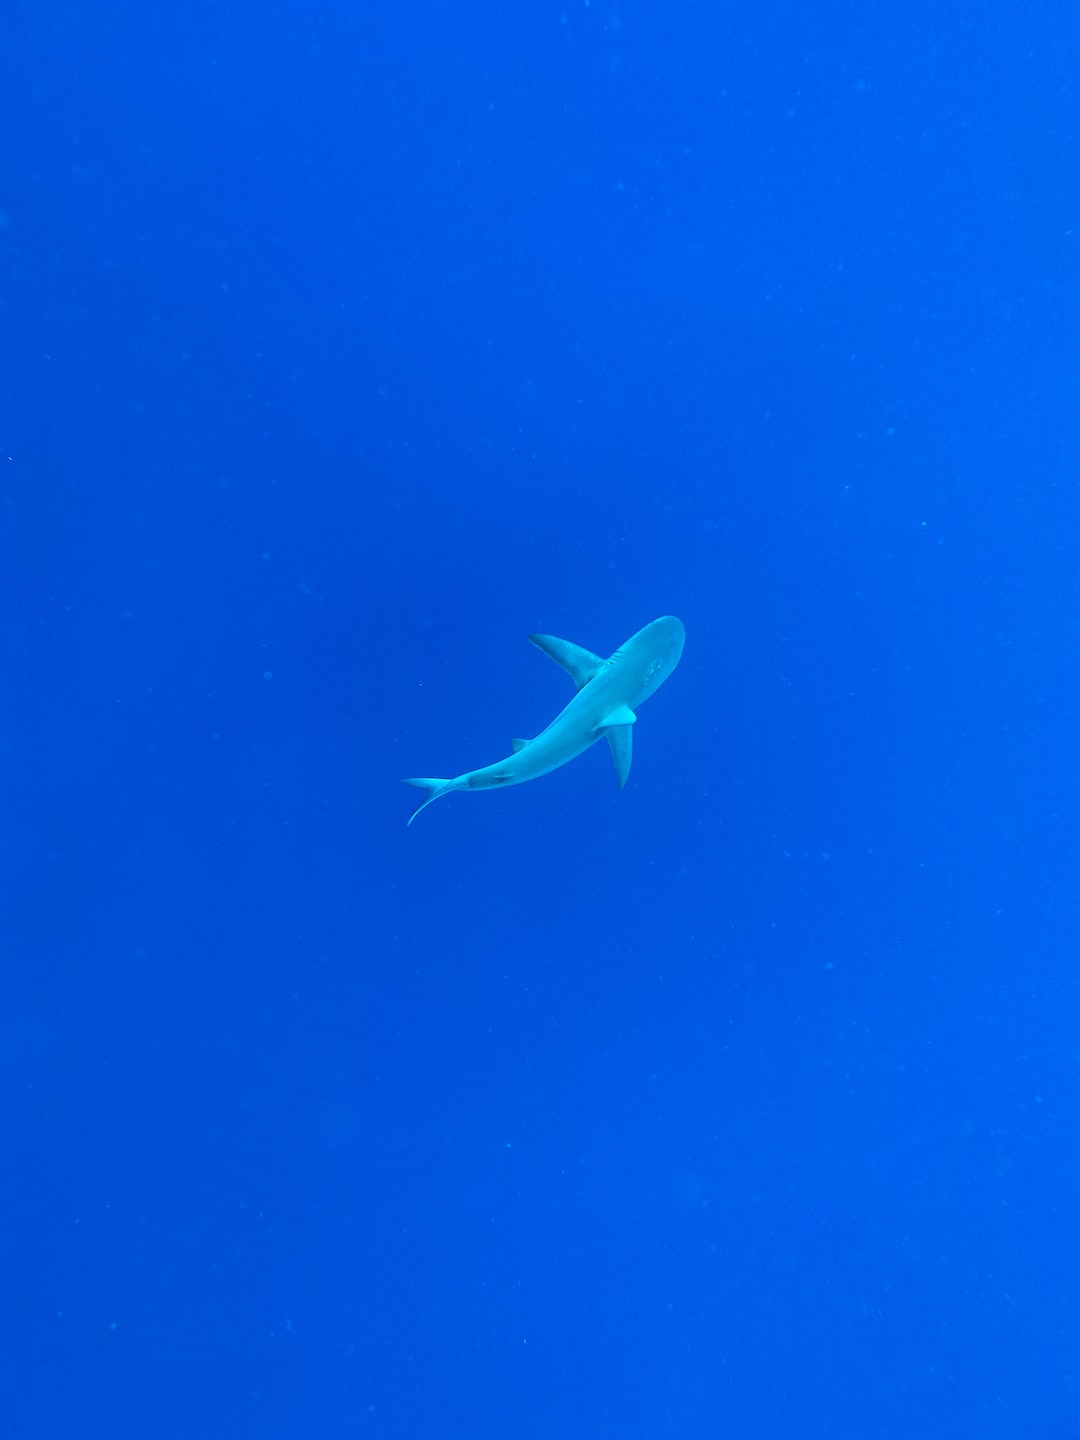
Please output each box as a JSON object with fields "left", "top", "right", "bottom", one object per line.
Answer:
{"left": 462, "top": 722, "right": 598, "bottom": 791}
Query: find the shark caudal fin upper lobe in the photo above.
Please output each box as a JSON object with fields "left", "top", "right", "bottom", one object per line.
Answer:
{"left": 402, "top": 777, "right": 457, "bottom": 825}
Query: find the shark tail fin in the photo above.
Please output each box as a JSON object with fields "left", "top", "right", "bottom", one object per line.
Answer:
{"left": 403, "top": 776, "right": 456, "bottom": 826}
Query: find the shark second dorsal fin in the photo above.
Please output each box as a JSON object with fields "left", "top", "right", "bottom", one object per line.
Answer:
{"left": 528, "top": 632, "right": 604, "bottom": 689}
{"left": 511, "top": 737, "right": 530, "bottom": 753}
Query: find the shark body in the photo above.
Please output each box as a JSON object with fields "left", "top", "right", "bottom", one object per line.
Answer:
{"left": 404, "top": 615, "right": 685, "bottom": 824}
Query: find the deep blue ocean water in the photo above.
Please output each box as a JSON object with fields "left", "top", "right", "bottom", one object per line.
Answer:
{"left": 3, "top": 2, "right": 1079, "bottom": 1436}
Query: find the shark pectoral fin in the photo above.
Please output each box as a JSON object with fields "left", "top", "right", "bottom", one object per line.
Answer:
{"left": 602, "top": 703, "right": 637, "bottom": 727}
{"left": 511, "top": 737, "right": 531, "bottom": 753}
{"left": 606, "top": 726, "right": 633, "bottom": 789}
{"left": 601, "top": 705, "right": 636, "bottom": 788}
{"left": 528, "top": 633, "right": 604, "bottom": 690}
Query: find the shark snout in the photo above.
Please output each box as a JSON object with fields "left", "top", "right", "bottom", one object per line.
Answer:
{"left": 647, "top": 615, "right": 686, "bottom": 669}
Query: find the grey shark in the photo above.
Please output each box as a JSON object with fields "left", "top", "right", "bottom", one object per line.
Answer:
{"left": 404, "top": 615, "right": 685, "bottom": 824}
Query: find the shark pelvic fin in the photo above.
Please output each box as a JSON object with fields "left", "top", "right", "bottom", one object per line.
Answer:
{"left": 528, "top": 632, "right": 604, "bottom": 689}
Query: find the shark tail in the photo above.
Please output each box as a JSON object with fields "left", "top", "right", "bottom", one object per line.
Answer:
{"left": 403, "top": 776, "right": 457, "bottom": 825}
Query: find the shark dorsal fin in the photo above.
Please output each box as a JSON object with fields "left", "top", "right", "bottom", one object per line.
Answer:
{"left": 528, "top": 632, "right": 604, "bottom": 689}
{"left": 511, "top": 737, "right": 530, "bottom": 753}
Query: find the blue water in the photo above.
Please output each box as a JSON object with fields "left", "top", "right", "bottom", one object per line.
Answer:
{"left": 4, "top": 2, "right": 1078, "bottom": 1436}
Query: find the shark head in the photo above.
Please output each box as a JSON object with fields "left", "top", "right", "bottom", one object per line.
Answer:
{"left": 611, "top": 615, "right": 686, "bottom": 706}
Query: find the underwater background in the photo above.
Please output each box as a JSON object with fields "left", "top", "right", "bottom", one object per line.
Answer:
{"left": 3, "top": 2, "right": 1079, "bottom": 1436}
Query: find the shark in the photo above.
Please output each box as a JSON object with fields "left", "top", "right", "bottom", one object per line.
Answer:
{"left": 404, "top": 615, "right": 685, "bottom": 824}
